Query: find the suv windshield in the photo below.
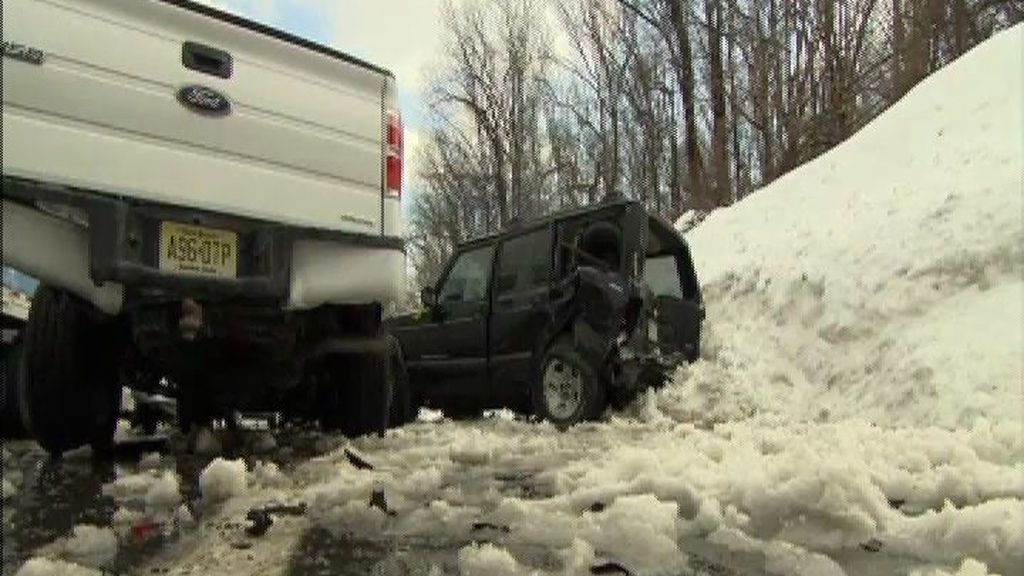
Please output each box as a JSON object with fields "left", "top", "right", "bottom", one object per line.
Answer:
{"left": 645, "top": 255, "right": 682, "bottom": 299}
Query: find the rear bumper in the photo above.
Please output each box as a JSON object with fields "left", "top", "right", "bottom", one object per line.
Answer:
{"left": 2, "top": 178, "right": 404, "bottom": 313}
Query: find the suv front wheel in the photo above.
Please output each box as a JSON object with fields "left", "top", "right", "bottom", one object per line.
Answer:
{"left": 532, "top": 338, "right": 606, "bottom": 428}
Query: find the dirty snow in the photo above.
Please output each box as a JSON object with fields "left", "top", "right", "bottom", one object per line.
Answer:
{"left": 61, "top": 525, "right": 118, "bottom": 569}
{"left": 14, "top": 557, "right": 101, "bottom": 576}
{"left": 198, "top": 457, "right": 248, "bottom": 502}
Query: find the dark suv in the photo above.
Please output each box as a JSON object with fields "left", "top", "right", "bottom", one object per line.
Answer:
{"left": 387, "top": 201, "right": 703, "bottom": 426}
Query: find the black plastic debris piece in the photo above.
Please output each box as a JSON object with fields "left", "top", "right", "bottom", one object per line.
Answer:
{"left": 244, "top": 501, "right": 309, "bottom": 537}
{"left": 887, "top": 498, "right": 906, "bottom": 510}
{"left": 590, "top": 561, "right": 632, "bottom": 575}
{"left": 860, "top": 538, "right": 883, "bottom": 553}
{"left": 369, "top": 489, "right": 396, "bottom": 516}
{"left": 471, "top": 522, "right": 511, "bottom": 533}
{"left": 245, "top": 509, "right": 274, "bottom": 537}
{"left": 587, "top": 502, "right": 607, "bottom": 513}
{"left": 345, "top": 448, "right": 374, "bottom": 470}
{"left": 261, "top": 502, "right": 308, "bottom": 517}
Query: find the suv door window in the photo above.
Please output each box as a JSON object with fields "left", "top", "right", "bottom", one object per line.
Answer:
{"left": 496, "top": 228, "right": 552, "bottom": 297}
{"left": 645, "top": 255, "right": 683, "bottom": 299}
{"left": 438, "top": 245, "right": 494, "bottom": 317}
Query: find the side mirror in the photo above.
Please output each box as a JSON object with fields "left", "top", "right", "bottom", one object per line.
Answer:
{"left": 420, "top": 287, "right": 437, "bottom": 308}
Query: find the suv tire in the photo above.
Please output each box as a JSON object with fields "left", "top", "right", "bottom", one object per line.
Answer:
{"left": 532, "top": 337, "right": 606, "bottom": 428}
{"left": 19, "top": 287, "right": 123, "bottom": 458}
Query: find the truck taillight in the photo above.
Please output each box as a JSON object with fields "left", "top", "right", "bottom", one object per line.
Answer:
{"left": 386, "top": 110, "right": 402, "bottom": 199}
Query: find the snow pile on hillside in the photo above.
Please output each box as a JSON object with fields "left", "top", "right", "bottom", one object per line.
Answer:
{"left": 668, "top": 24, "right": 1023, "bottom": 430}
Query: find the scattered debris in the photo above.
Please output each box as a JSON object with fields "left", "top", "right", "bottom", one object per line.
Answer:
{"left": 259, "top": 503, "right": 307, "bottom": 517}
{"left": 471, "top": 522, "right": 510, "bottom": 533}
{"left": 344, "top": 447, "right": 374, "bottom": 470}
{"left": 587, "top": 502, "right": 607, "bottom": 513}
{"left": 369, "top": 489, "right": 396, "bottom": 516}
{"left": 130, "top": 519, "right": 165, "bottom": 542}
{"left": 245, "top": 509, "right": 273, "bottom": 537}
{"left": 243, "top": 501, "right": 309, "bottom": 537}
{"left": 859, "top": 538, "right": 883, "bottom": 553}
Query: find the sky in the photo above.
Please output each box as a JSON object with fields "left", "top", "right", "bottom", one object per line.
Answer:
{"left": 196, "top": 0, "right": 450, "bottom": 208}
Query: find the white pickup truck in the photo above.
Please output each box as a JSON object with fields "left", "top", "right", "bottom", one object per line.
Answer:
{"left": 2, "top": 0, "right": 409, "bottom": 456}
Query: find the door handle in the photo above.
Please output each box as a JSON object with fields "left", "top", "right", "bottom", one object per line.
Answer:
{"left": 182, "top": 41, "right": 233, "bottom": 79}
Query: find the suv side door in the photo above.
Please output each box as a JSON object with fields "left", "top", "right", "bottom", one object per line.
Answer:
{"left": 403, "top": 244, "right": 495, "bottom": 397}
{"left": 489, "top": 226, "right": 554, "bottom": 400}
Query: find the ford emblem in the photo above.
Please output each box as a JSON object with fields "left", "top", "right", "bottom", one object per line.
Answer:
{"left": 177, "top": 84, "right": 231, "bottom": 117}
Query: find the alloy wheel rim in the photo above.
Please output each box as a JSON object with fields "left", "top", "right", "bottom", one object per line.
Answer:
{"left": 542, "top": 358, "right": 582, "bottom": 420}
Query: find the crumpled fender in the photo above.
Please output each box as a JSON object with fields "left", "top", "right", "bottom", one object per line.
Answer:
{"left": 537, "top": 266, "right": 633, "bottom": 369}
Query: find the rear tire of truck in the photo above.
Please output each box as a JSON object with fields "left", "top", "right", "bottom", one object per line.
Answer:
{"left": 18, "top": 287, "right": 123, "bottom": 458}
{"left": 2, "top": 341, "right": 28, "bottom": 438}
{"left": 317, "top": 354, "right": 390, "bottom": 438}
{"left": 532, "top": 337, "right": 606, "bottom": 428}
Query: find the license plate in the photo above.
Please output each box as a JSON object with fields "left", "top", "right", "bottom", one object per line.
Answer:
{"left": 159, "top": 221, "right": 238, "bottom": 278}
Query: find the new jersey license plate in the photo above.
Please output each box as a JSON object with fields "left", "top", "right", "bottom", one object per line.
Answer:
{"left": 159, "top": 221, "right": 237, "bottom": 278}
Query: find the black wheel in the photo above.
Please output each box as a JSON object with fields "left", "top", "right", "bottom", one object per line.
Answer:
{"left": 2, "top": 340, "right": 28, "bottom": 438}
{"left": 317, "top": 354, "right": 390, "bottom": 438}
{"left": 531, "top": 337, "right": 606, "bottom": 428}
{"left": 443, "top": 403, "right": 483, "bottom": 421}
{"left": 18, "top": 286, "right": 123, "bottom": 457}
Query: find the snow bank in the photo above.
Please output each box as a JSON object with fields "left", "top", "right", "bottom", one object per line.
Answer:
{"left": 199, "top": 457, "right": 248, "bottom": 502}
{"left": 672, "top": 24, "right": 1023, "bottom": 429}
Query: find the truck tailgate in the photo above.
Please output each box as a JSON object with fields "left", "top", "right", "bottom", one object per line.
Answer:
{"left": 2, "top": 0, "right": 395, "bottom": 236}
